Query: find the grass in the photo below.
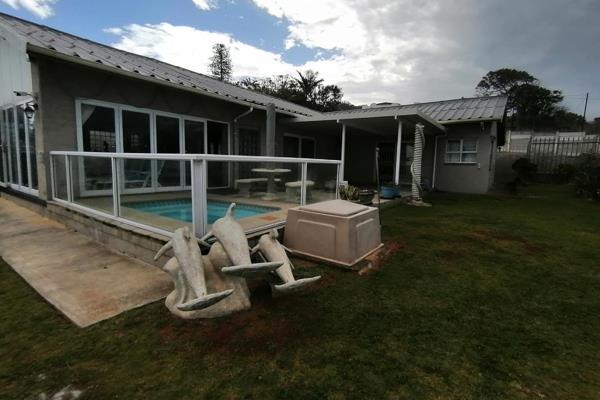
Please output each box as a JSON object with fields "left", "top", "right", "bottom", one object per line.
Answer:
{"left": 1, "top": 184, "right": 599, "bottom": 399}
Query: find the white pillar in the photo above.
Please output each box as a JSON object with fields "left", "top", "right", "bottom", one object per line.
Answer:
{"left": 411, "top": 123, "right": 425, "bottom": 200}
{"left": 394, "top": 120, "right": 402, "bottom": 185}
{"left": 339, "top": 123, "right": 346, "bottom": 182}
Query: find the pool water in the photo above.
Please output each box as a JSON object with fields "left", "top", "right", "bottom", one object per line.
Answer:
{"left": 124, "top": 199, "right": 279, "bottom": 224}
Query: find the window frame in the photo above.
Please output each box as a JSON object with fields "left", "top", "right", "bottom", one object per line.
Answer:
{"left": 445, "top": 138, "right": 478, "bottom": 165}
{"left": 75, "top": 98, "right": 232, "bottom": 194}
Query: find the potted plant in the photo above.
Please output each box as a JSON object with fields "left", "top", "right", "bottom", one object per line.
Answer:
{"left": 338, "top": 184, "right": 359, "bottom": 202}
{"left": 380, "top": 182, "right": 398, "bottom": 199}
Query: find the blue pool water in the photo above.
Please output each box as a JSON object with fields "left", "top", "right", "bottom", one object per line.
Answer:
{"left": 124, "top": 199, "right": 279, "bottom": 224}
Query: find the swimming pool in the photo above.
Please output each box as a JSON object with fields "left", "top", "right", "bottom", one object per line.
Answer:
{"left": 123, "top": 199, "right": 279, "bottom": 224}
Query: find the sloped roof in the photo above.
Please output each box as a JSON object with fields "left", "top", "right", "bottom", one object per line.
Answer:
{"left": 322, "top": 96, "right": 508, "bottom": 123}
{"left": 0, "top": 12, "right": 317, "bottom": 117}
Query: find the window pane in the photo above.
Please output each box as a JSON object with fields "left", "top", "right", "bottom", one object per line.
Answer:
{"left": 184, "top": 120, "right": 204, "bottom": 154}
{"left": 447, "top": 140, "right": 461, "bottom": 152}
{"left": 122, "top": 110, "right": 151, "bottom": 189}
{"left": 8, "top": 108, "right": 18, "bottom": 184}
{"left": 156, "top": 115, "right": 181, "bottom": 187}
{"left": 17, "top": 106, "right": 28, "bottom": 187}
{"left": 207, "top": 121, "right": 229, "bottom": 187}
{"left": 446, "top": 153, "right": 461, "bottom": 163}
{"left": 184, "top": 120, "right": 205, "bottom": 186}
{"left": 462, "top": 153, "right": 477, "bottom": 163}
{"left": 462, "top": 140, "right": 477, "bottom": 152}
{"left": 122, "top": 110, "right": 150, "bottom": 153}
{"left": 301, "top": 138, "right": 315, "bottom": 158}
{"left": 81, "top": 104, "right": 116, "bottom": 152}
{"left": 27, "top": 110, "right": 37, "bottom": 189}
{"left": 0, "top": 110, "right": 5, "bottom": 183}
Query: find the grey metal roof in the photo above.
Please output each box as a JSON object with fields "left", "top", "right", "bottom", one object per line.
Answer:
{"left": 0, "top": 12, "right": 318, "bottom": 117}
{"left": 323, "top": 96, "right": 508, "bottom": 123}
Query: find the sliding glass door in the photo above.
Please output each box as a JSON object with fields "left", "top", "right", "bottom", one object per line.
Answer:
{"left": 1, "top": 103, "right": 38, "bottom": 195}
{"left": 155, "top": 114, "right": 182, "bottom": 188}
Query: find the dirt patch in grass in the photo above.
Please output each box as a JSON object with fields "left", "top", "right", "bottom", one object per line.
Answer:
{"left": 158, "top": 287, "right": 307, "bottom": 356}
{"left": 467, "top": 228, "right": 549, "bottom": 256}
{"left": 358, "top": 239, "right": 406, "bottom": 276}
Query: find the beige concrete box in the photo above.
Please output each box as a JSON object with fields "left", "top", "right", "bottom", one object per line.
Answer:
{"left": 284, "top": 200, "right": 383, "bottom": 267}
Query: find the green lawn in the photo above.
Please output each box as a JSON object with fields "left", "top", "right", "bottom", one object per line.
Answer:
{"left": 1, "top": 184, "right": 599, "bottom": 399}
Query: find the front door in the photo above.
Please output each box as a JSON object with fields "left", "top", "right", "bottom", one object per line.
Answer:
{"left": 377, "top": 142, "right": 395, "bottom": 183}
{"left": 2, "top": 104, "right": 38, "bottom": 195}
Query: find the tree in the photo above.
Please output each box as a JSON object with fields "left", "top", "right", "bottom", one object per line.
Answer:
{"left": 209, "top": 43, "right": 232, "bottom": 82}
{"left": 476, "top": 68, "right": 567, "bottom": 130}
{"left": 237, "top": 70, "right": 355, "bottom": 112}
{"left": 293, "top": 70, "right": 324, "bottom": 104}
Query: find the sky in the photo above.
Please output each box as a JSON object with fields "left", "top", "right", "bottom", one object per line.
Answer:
{"left": 1, "top": 0, "right": 599, "bottom": 119}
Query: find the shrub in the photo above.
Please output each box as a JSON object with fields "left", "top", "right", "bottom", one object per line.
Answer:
{"left": 512, "top": 158, "right": 537, "bottom": 181}
{"left": 554, "top": 163, "right": 577, "bottom": 183}
{"left": 339, "top": 184, "right": 359, "bottom": 201}
{"left": 573, "top": 153, "right": 600, "bottom": 201}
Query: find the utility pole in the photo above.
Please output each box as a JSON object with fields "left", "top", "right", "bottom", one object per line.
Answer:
{"left": 582, "top": 92, "right": 589, "bottom": 132}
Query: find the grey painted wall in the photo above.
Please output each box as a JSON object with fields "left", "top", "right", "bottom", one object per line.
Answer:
{"left": 433, "top": 122, "right": 497, "bottom": 194}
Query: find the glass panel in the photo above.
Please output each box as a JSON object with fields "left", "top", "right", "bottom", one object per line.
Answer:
{"left": 305, "top": 163, "right": 338, "bottom": 204}
{"left": 461, "top": 153, "right": 477, "bottom": 163}
{"left": 122, "top": 110, "right": 151, "bottom": 189}
{"left": 17, "top": 106, "right": 29, "bottom": 187}
{"left": 184, "top": 119, "right": 205, "bottom": 186}
{"left": 156, "top": 115, "right": 181, "bottom": 187}
{"left": 207, "top": 160, "right": 301, "bottom": 232}
{"left": 119, "top": 157, "right": 192, "bottom": 233}
{"left": 462, "top": 140, "right": 477, "bottom": 152}
{"left": 0, "top": 110, "right": 5, "bottom": 184}
{"left": 81, "top": 104, "right": 116, "bottom": 152}
{"left": 70, "top": 155, "right": 114, "bottom": 214}
{"left": 446, "top": 140, "right": 461, "bottom": 152}
{"left": 52, "top": 155, "right": 69, "bottom": 201}
{"left": 446, "top": 153, "right": 461, "bottom": 163}
{"left": 207, "top": 121, "right": 229, "bottom": 187}
{"left": 7, "top": 108, "right": 18, "bottom": 185}
{"left": 301, "top": 138, "right": 315, "bottom": 158}
{"left": 26, "top": 111, "right": 37, "bottom": 189}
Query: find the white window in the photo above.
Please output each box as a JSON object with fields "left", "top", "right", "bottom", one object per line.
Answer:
{"left": 445, "top": 139, "right": 477, "bottom": 164}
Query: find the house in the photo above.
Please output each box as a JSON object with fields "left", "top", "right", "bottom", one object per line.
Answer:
{"left": 0, "top": 12, "right": 507, "bottom": 247}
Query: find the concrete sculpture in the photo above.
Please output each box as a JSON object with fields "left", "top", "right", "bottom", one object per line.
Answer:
{"left": 252, "top": 229, "right": 321, "bottom": 294}
{"left": 155, "top": 203, "right": 317, "bottom": 319}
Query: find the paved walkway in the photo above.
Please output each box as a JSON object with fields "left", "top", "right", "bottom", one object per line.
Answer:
{"left": 0, "top": 197, "right": 171, "bottom": 327}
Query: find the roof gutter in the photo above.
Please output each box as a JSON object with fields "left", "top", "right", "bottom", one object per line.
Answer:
{"left": 26, "top": 44, "right": 303, "bottom": 117}
{"left": 440, "top": 117, "right": 503, "bottom": 125}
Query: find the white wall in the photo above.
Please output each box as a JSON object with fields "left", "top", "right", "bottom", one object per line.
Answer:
{"left": 0, "top": 24, "right": 32, "bottom": 107}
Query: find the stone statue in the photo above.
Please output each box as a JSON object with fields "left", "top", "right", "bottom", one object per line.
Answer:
{"left": 156, "top": 203, "right": 320, "bottom": 319}
{"left": 200, "top": 203, "right": 282, "bottom": 278}
{"left": 252, "top": 229, "right": 321, "bottom": 294}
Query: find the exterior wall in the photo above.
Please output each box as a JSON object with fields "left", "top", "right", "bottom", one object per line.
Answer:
{"left": 433, "top": 122, "right": 497, "bottom": 194}
{"left": 32, "top": 56, "right": 270, "bottom": 199}
{"left": 0, "top": 25, "right": 32, "bottom": 106}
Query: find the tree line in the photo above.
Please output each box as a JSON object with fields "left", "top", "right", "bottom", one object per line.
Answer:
{"left": 209, "top": 43, "right": 586, "bottom": 130}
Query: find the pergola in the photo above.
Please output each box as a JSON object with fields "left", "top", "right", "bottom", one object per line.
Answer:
{"left": 287, "top": 108, "right": 446, "bottom": 190}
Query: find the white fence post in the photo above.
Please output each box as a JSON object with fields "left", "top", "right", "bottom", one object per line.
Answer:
{"left": 111, "top": 157, "right": 120, "bottom": 217}
{"left": 191, "top": 159, "right": 207, "bottom": 238}
{"left": 300, "top": 162, "right": 307, "bottom": 206}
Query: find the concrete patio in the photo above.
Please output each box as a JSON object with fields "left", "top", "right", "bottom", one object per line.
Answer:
{"left": 0, "top": 196, "right": 171, "bottom": 327}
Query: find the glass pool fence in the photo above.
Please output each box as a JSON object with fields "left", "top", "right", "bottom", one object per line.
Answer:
{"left": 50, "top": 151, "right": 342, "bottom": 237}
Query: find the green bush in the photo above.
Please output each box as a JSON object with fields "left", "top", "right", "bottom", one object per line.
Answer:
{"left": 512, "top": 158, "right": 538, "bottom": 181}
{"left": 554, "top": 163, "right": 577, "bottom": 183}
{"left": 573, "top": 153, "right": 600, "bottom": 201}
{"left": 338, "top": 184, "right": 359, "bottom": 201}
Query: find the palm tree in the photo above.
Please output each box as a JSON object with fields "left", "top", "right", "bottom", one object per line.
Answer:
{"left": 294, "top": 70, "right": 324, "bottom": 104}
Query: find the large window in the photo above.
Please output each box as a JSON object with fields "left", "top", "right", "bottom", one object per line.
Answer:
{"left": 445, "top": 139, "right": 477, "bottom": 164}
{"left": 76, "top": 100, "right": 230, "bottom": 192}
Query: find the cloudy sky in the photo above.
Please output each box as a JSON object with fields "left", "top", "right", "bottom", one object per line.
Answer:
{"left": 1, "top": 0, "right": 599, "bottom": 119}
